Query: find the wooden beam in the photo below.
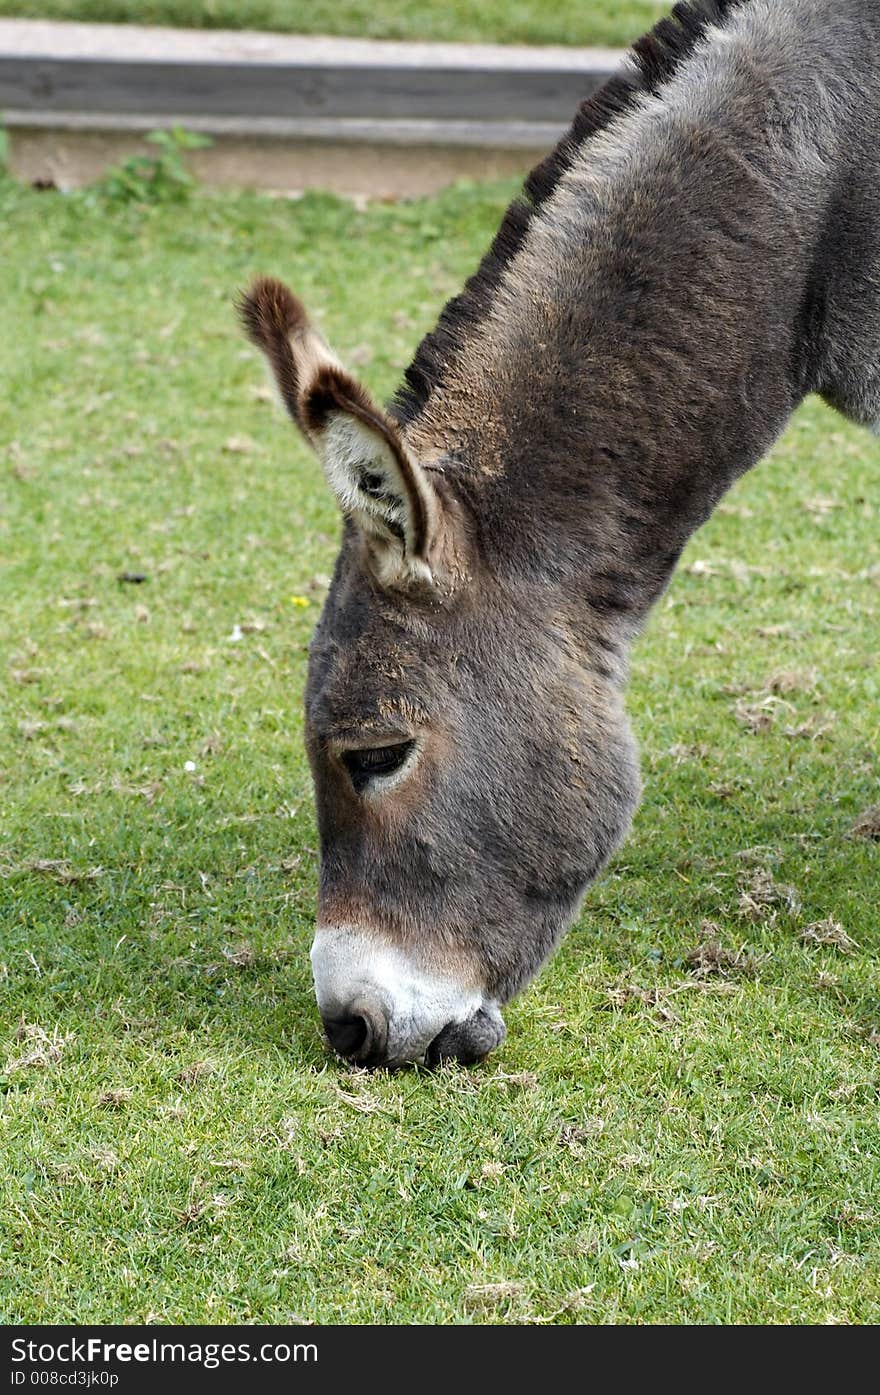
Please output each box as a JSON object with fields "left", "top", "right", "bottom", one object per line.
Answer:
{"left": 0, "top": 21, "right": 620, "bottom": 125}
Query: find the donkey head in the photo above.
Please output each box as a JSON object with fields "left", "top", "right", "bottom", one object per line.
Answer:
{"left": 240, "top": 278, "right": 640, "bottom": 1067}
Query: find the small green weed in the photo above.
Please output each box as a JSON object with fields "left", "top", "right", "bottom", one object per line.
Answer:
{"left": 98, "top": 127, "right": 212, "bottom": 205}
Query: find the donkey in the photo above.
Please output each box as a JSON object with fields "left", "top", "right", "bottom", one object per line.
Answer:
{"left": 240, "top": 0, "right": 879, "bottom": 1068}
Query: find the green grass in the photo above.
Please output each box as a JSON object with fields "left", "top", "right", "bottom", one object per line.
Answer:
{"left": 0, "top": 0, "right": 667, "bottom": 48}
{"left": 1, "top": 166, "right": 878, "bottom": 1326}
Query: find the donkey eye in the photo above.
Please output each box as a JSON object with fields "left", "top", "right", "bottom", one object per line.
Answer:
{"left": 341, "top": 741, "right": 414, "bottom": 792}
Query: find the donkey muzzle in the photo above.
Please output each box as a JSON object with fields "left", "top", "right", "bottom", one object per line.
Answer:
{"left": 311, "top": 926, "right": 503, "bottom": 1068}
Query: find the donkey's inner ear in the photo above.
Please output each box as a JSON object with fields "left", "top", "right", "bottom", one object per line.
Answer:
{"left": 239, "top": 276, "right": 443, "bottom": 588}
{"left": 305, "top": 368, "right": 443, "bottom": 581}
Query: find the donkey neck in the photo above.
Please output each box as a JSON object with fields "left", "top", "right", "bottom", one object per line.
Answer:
{"left": 400, "top": 0, "right": 857, "bottom": 629}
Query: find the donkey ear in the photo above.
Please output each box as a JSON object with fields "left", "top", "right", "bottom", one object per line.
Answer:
{"left": 239, "top": 277, "right": 442, "bottom": 587}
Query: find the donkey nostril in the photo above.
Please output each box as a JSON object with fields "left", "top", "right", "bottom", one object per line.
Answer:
{"left": 323, "top": 1013, "right": 369, "bottom": 1058}
{"left": 426, "top": 1005, "right": 506, "bottom": 1066}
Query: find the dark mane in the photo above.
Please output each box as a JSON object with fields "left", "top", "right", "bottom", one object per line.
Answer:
{"left": 390, "top": 0, "right": 748, "bottom": 429}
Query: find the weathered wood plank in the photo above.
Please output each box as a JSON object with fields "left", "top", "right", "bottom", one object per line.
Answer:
{"left": 0, "top": 57, "right": 611, "bottom": 123}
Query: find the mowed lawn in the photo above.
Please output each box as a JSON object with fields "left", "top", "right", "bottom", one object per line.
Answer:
{"left": 1, "top": 167, "right": 878, "bottom": 1326}
{"left": 0, "top": 0, "right": 667, "bottom": 47}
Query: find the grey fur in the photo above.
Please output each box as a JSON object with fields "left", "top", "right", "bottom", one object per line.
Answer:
{"left": 244, "top": 0, "right": 880, "bottom": 1064}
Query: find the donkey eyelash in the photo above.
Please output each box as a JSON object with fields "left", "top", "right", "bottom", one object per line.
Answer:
{"left": 341, "top": 740, "right": 415, "bottom": 793}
